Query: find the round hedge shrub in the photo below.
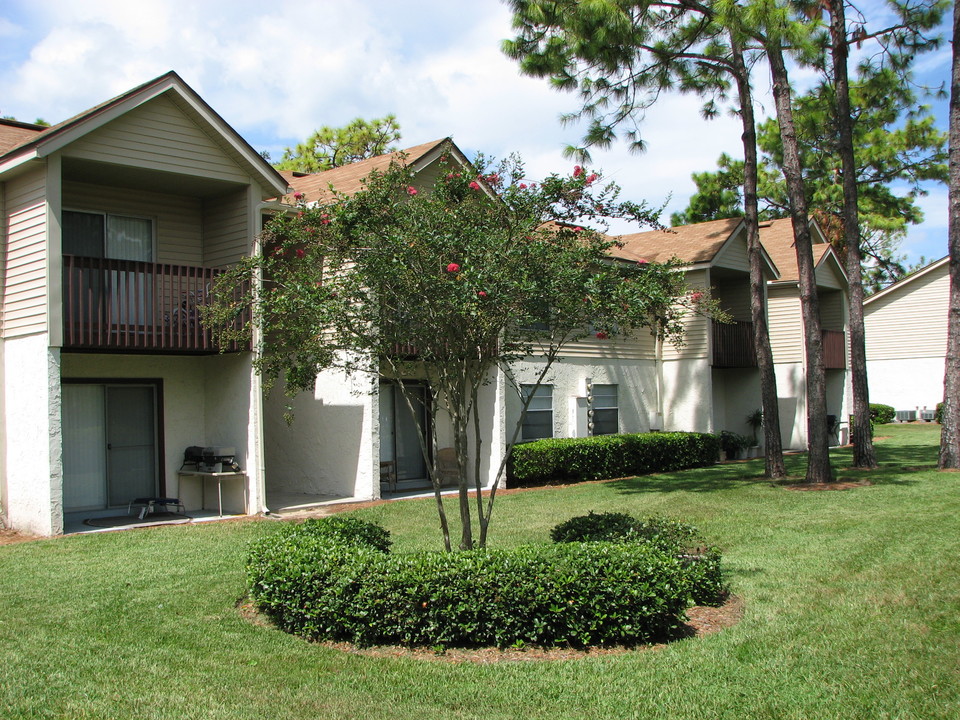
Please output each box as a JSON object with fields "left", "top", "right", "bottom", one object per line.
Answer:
{"left": 247, "top": 517, "right": 693, "bottom": 648}
{"left": 869, "top": 403, "right": 896, "bottom": 425}
{"left": 550, "top": 511, "right": 726, "bottom": 606}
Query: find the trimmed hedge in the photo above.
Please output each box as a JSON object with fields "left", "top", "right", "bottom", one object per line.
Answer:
{"left": 936, "top": 402, "right": 944, "bottom": 424}
{"left": 550, "top": 512, "right": 726, "bottom": 606}
{"left": 508, "top": 431, "right": 720, "bottom": 486}
{"left": 869, "top": 403, "right": 896, "bottom": 425}
{"left": 247, "top": 518, "right": 694, "bottom": 648}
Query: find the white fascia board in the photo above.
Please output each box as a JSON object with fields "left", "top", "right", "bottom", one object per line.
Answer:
{"left": 0, "top": 150, "right": 39, "bottom": 178}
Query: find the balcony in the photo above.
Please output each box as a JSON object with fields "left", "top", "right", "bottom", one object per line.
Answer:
{"left": 712, "top": 320, "right": 757, "bottom": 368}
{"left": 62, "top": 255, "right": 249, "bottom": 353}
{"left": 822, "top": 330, "right": 846, "bottom": 369}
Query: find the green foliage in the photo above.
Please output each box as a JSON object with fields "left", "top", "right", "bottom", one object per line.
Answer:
{"left": 672, "top": 64, "right": 948, "bottom": 288}
{"left": 276, "top": 515, "right": 393, "bottom": 552}
{"left": 870, "top": 403, "right": 897, "bottom": 425}
{"left": 671, "top": 154, "right": 746, "bottom": 226}
{"left": 247, "top": 521, "right": 693, "bottom": 648}
{"left": 719, "top": 430, "right": 751, "bottom": 456}
{"left": 206, "top": 151, "right": 695, "bottom": 549}
{"left": 550, "top": 512, "right": 725, "bottom": 606}
{"left": 273, "top": 115, "right": 402, "bottom": 173}
{"left": 936, "top": 402, "right": 944, "bottom": 424}
{"left": 508, "top": 431, "right": 720, "bottom": 486}
{"left": 549, "top": 511, "right": 696, "bottom": 548}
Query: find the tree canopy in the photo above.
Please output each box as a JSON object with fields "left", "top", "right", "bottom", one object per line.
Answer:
{"left": 206, "top": 154, "right": 696, "bottom": 549}
{"left": 273, "top": 115, "right": 402, "bottom": 173}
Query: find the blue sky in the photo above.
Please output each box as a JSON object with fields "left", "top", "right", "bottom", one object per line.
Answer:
{"left": 0, "top": 0, "right": 950, "bottom": 266}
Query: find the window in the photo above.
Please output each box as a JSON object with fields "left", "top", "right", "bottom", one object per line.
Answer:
{"left": 521, "top": 384, "right": 553, "bottom": 440}
{"left": 591, "top": 384, "right": 618, "bottom": 435}
{"left": 63, "top": 210, "right": 153, "bottom": 261}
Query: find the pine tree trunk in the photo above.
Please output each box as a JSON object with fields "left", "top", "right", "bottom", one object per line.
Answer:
{"left": 767, "top": 39, "right": 835, "bottom": 483}
{"left": 829, "top": 2, "right": 877, "bottom": 469}
{"left": 731, "top": 33, "right": 786, "bottom": 478}
{"left": 940, "top": 1, "right": 960, "bottom": 469}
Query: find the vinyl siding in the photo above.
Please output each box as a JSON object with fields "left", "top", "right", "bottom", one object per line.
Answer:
{"left": 713, "top": 232, "right": 749, "bottom": 273}
{"left": 815, "top": 260, "right": 843, "bottom": 290}
{"left": 819, "top": 289, "right": 845, "bottom": 332}
{"left": 865, "top": 263, "right": 949, "bottom": 360}
{"left": 64, "top": 95, "right": 250, "bottom": 184}
{"left": 62, "top": 181, "right": 203, "bottom": 265}
{"left": 663, "top": 269, "right": 709, "bottom": 360}
{"left": 768, "top": 285, "right": 803, "bottom": 364}
{"left": 558, "top": 327, "right": 657, "bottom": 361}
{"left": 203, "top": 189, "right": 250, "bottom": 267}
{"left": 2, "top": 166, "right": 48, "bottom": 337}
{"left": 713, "top": 276, "right": 752, "bottom": 321}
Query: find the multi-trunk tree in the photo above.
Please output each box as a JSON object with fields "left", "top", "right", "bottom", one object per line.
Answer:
{"left": 205, "top": 155, "right": 693, "bottom": 550}
{"left": 504, "top": 0, "right": 788, "bottom": 477}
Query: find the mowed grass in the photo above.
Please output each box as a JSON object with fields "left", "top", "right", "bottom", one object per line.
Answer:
{"left": 1, "top": 423, "right": 958, "bottom": 720}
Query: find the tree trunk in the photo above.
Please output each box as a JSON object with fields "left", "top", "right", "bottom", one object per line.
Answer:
{"left": 767, "top": 39, "right": 835, "bottom": 483}
{"left": 731, "top": 33, "right": 786, "bottom": 479}
{"left": 940, "top": 1, "right": 960, "bottom": 469}
{"left": 829, "top": 2, "right": 877, "bottom": 469}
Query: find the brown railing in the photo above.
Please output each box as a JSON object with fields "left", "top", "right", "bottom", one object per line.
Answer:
{"left": 712, "top": 320, "right": 757, "bottom": 368}
{"left": 62, "top": 255, "right": 249, "bottom": 353}
{"left": 823, "top": 330, "right": 846, "bottom": 369}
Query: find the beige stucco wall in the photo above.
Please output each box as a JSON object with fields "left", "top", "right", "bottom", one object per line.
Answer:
{"left": 506, "top": 356, "right": 659, "bottom": 439}
{"left": 60, "top": 352, "right": 259, "bottom": 515}
{"left": 263, "top": 364, "right": 377, "bottom": 501}
{"left": 2, "top": 334, "right": 62, "bottom": 535}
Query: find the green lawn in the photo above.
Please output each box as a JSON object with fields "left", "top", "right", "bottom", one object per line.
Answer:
{"left": 2, "top": 423, "right": 958, "bottom": 719}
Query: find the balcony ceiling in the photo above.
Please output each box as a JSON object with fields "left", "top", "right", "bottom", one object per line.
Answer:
{"left": 62, "top": 157, "right": 247, "bottom": 198}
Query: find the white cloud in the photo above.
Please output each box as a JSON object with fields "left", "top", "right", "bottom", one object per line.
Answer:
{"left": 0, "top": 0, "right": 947, "bottom": 263}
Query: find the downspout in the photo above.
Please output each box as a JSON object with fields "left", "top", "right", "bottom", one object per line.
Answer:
{"left": 251, "top": 190, "right": 268, "bottom": 514}
{"left": 654, "top": 329, "right": 664, "bottom": 431}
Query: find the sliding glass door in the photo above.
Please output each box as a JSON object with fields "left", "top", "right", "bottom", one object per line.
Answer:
{"left": 62, "top": 383, "right": 159, "bottom": 511}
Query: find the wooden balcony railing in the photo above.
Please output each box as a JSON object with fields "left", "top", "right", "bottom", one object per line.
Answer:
{"left": 62, "top": 255, "right": 249, "bottom": 353}
{"left": 712, "top": 320, "right": 757, "bottom": 368}
{"left": 823, "top": 330, "right": 846, "bottom": 369}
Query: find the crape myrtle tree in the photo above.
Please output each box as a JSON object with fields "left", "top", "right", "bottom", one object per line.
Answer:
{"left": 205, "top": 155, "right": 695, "bottom": 550}
{"left": 503, "top": 0, "right": 788, "bottom": 478}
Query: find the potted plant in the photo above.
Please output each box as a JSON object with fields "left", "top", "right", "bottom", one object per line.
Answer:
{"left": 746, "top": 409, "right": 763, "bottom": 457}
{"left": 720, "top": 430, "right": 751, "bottom": 460}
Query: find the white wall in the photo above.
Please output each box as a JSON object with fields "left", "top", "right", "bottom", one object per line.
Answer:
{"left": 263, "top": 365, "right": 377, "bottom": 501}
{"left": 3, "top": 334, "right": 62, "bottom": 535}
{"left": 712, "top": 367, "right": 762, "bottom": 441}
{"left": 202, "top": 353, "right": 260, "bottom": 513}
{"left": 775, "top": 362, "right": 806, "bottom": 451}
{"left": 505, "top": 357, "right": 659, "bottom": 439}
{"left": 660, "top": 358, "right": 713, "bottom": 433}
{"left": 866, "top": 357, "right": 944, "bottom": 416}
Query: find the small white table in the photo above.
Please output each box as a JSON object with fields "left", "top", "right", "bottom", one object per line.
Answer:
{"left": 178, "top": 471, "right": 247, "bottom": 517}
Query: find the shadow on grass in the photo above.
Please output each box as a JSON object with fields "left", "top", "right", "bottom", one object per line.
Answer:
{"left": 606, "top": 436, "right": 937, "bottom": 495}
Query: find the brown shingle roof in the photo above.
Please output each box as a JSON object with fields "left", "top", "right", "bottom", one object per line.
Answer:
{"left": 0, "top": 120, "right": 47, "bottom": 155}
{"left": 759, "top": 217, "right": 832, "bottom": 283}
{"left": 611, "top": 217, "right": 744, "bottom": 265}
{"left": 281, "top": 139, "right": 450, "bottom": 204}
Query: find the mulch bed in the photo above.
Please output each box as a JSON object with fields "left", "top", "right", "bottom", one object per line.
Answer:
{"left": 238, "top": 594, "right": 745, "bottom": 663}
{"left": 0, "top": 527, "right": 41, "bottom": 546}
